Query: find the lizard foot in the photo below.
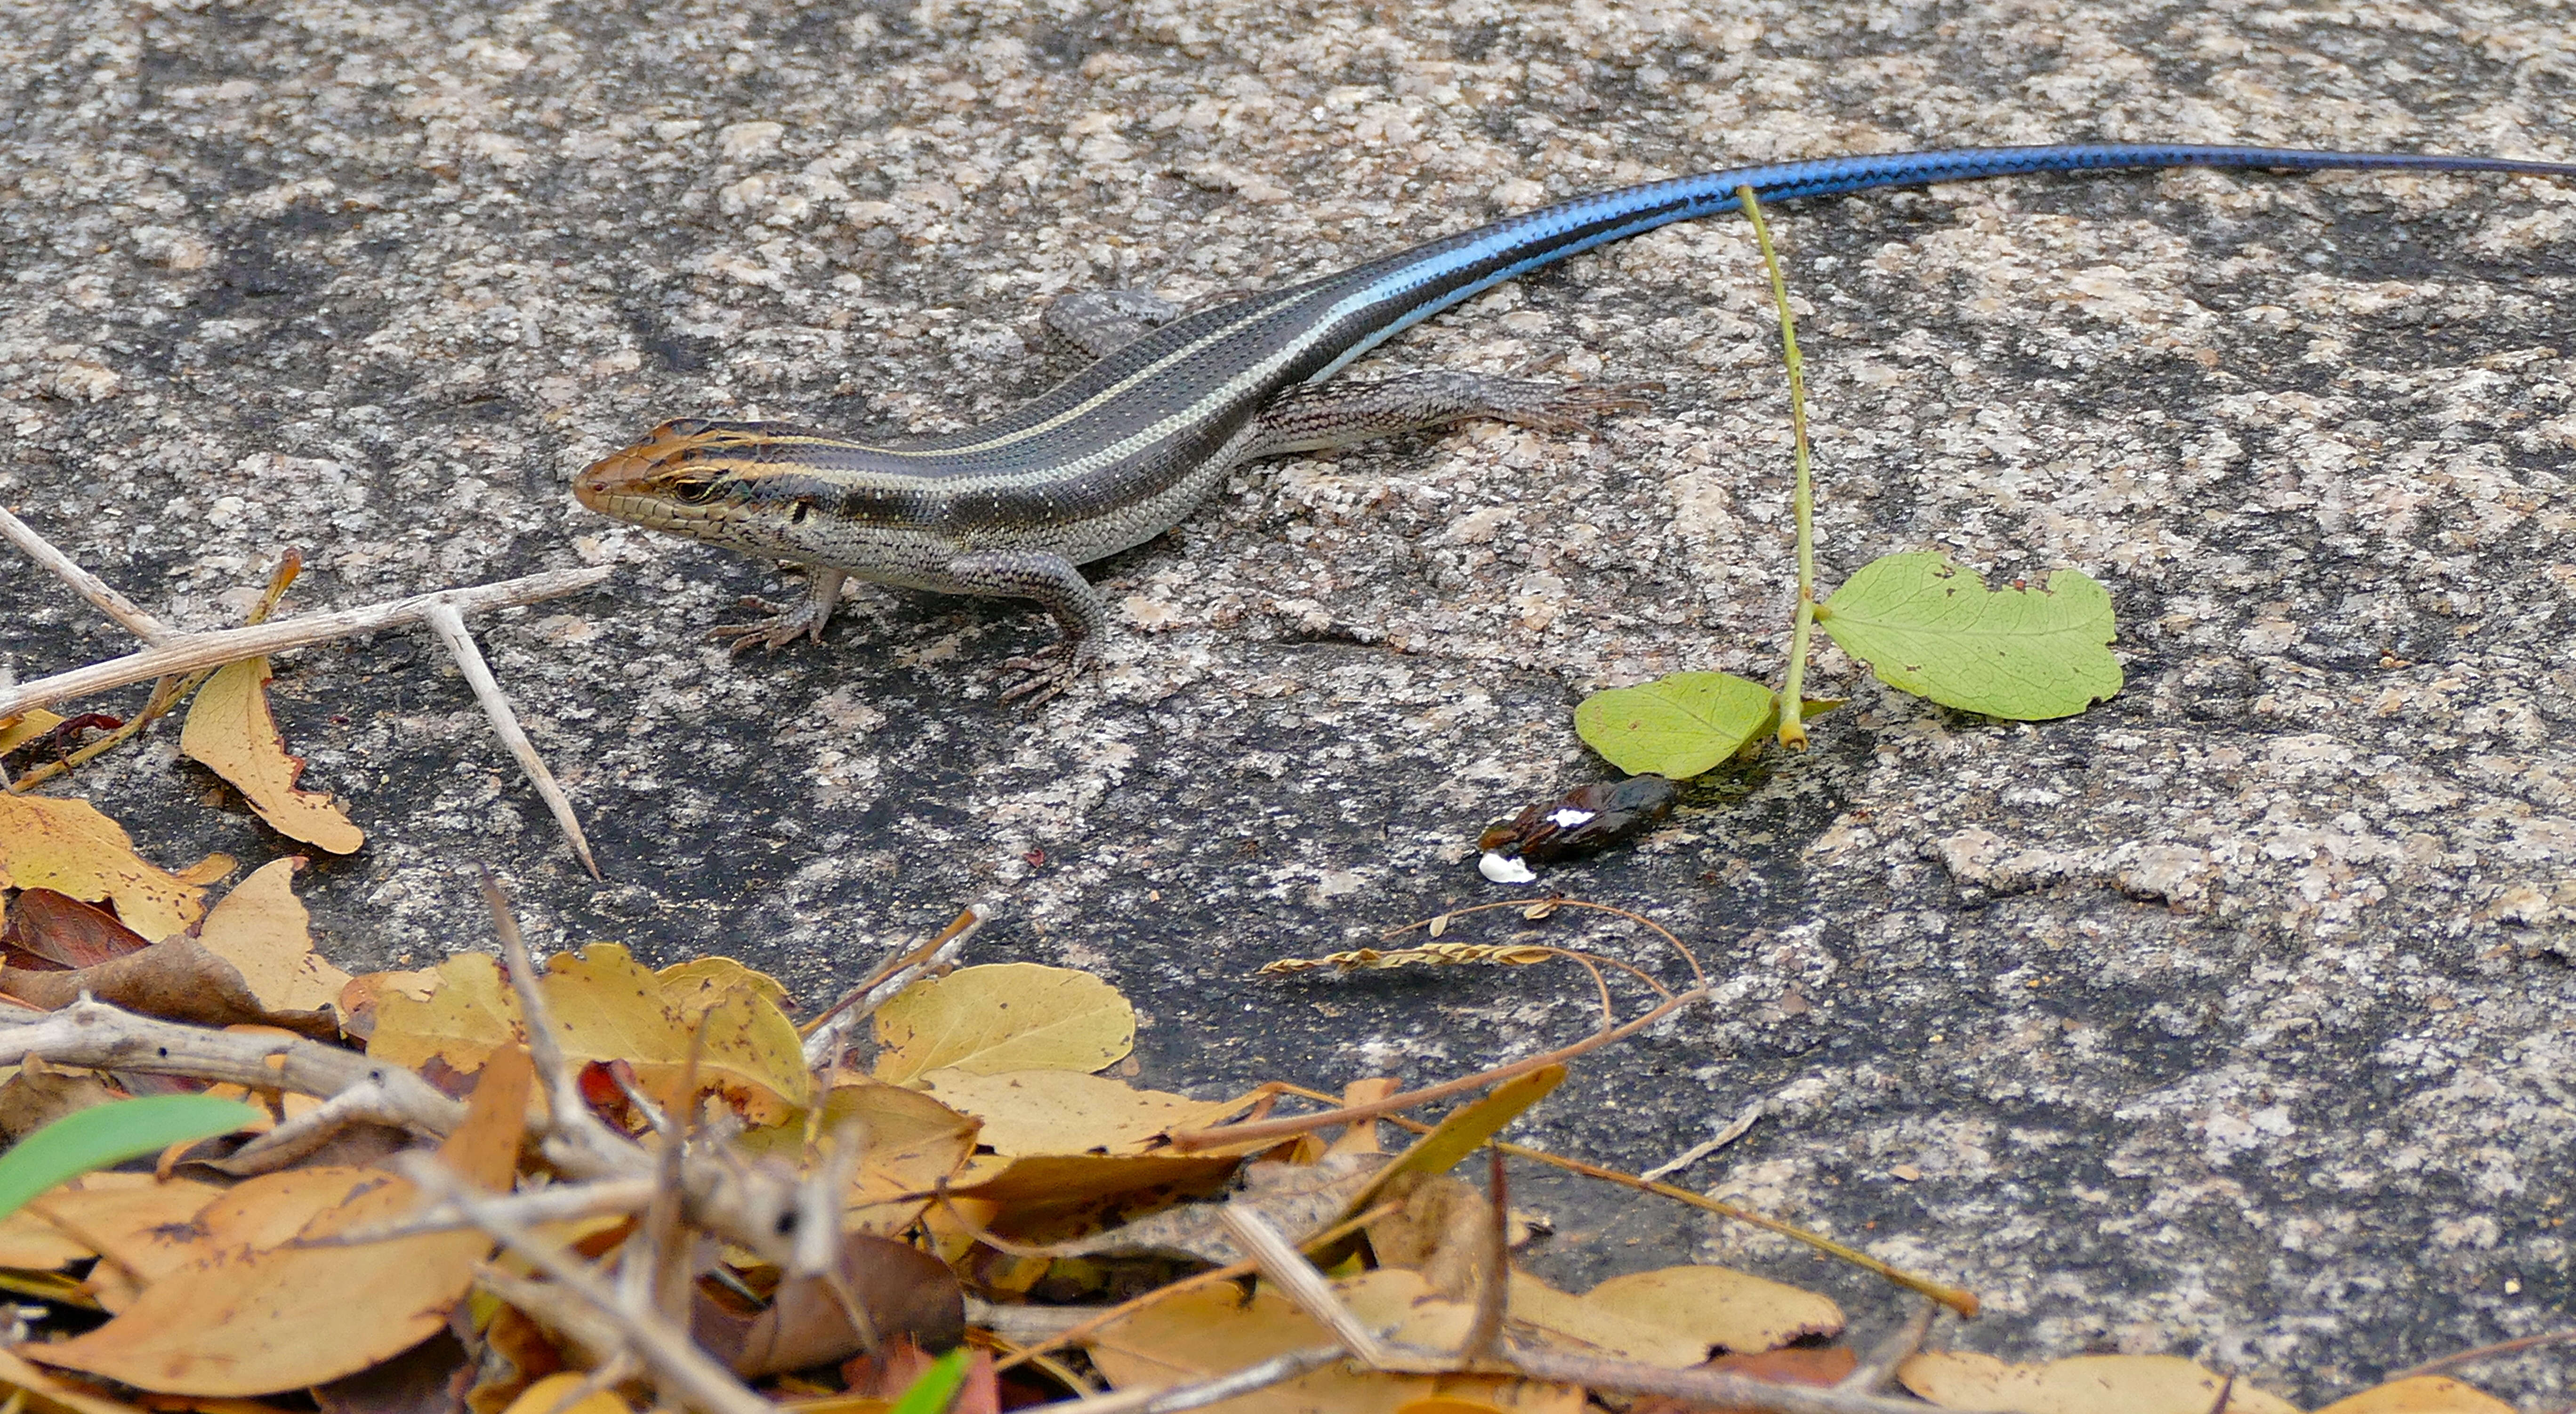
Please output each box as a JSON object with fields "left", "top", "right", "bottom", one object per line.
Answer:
{"left": 710, "top": 595, "right": 829, "bottom": 655}
{"left": 1486, "top": 379, "right": 1661, "bottom": 434}
{"left": 997, "top": 638, "right": 1100, "bottom": 706}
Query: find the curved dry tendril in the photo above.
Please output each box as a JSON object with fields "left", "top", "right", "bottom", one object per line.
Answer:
{"left": 1390, "top": 898, "right": 1709, "bottom": 990}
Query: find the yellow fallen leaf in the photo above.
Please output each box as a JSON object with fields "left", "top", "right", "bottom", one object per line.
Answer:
{"left": 81, "top": 1168, "right": 369, "bottom": 1315}
{"left": 178, "top": 658, "right": 362, "bottom": 854}
{"left": 1578, "top": 1263, "right": 1845, "bottom": 1356}
{"left": 1899, "top": 1352, "right": 2300, "bottom": 1414}
{"left": 741, "top": 1082, "right": 980, "bottom": 1235}
{"left": 873, "top": 963, "right": 1133, "bottom": 1084}
{"left": 917, "top": 1069, "right": 1243, "bottom": 1156}
{"left": 0, "top": 795, "right": 203, "bottom": 942}
{"left": 0, "top": 710, "right": 69, "bottom": 757}
{"left": 1505, "top": 1272, "right": 1706, "bottom": 1367}
{"left": 2311, "top": 1376, "right": 2519, "bottom": 1414}
{"left": 28, "top": 1048, "right": 531, "bottom": 1396}
{"left": 499, "top": 1374, "right": 634, "bottom": 1414}
{"left": 193, "top": 859, "right": 352, "bottom": 1017}
{"left": 369, "top": 944, "right": 811, "bottom": 1124}
{"left": 1088, "top": 1269, "right": 1578, "bottom": 1414}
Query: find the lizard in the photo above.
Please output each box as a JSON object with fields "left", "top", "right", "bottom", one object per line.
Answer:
{"left": 574, "top": 142, "right": 2576, "bottom": 701}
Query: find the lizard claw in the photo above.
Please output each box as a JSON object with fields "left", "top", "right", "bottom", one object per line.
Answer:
{"left": 710, "top": 595, "right": 828, "bottom": 655}
{"left": 997, "top": 637, "right": 1099, "bottom": 706}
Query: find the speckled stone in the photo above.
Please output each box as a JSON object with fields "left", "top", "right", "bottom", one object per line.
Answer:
{"left": 2, "top": 0, "right": 2571, "bottom": 1402}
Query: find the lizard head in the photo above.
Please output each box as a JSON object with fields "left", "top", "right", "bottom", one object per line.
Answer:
{"left": 575, "top": 418, "right": 852, "bottom": 555}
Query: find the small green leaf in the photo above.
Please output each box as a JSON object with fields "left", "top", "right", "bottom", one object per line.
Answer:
{"left": 889, "top": 1347, "right": 975, "bottom": 1414}
{"left": 1817, "top": 553, "right": 2121, "bottom": 720}
{"left": 1574, "top": 672, "right": 1778, "bottom": 778}
{"left": 0, "top": 1094, "right": 264, "bottom": 1223}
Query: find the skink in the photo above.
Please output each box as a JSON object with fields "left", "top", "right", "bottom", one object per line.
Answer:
{"left": 575, "top": 142, "right": 2576, "bottom": 699}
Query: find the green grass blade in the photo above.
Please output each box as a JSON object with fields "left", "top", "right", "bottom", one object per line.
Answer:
{"left": 888, "top": 1348, "right": 974, "bottom": 1414}
{"left": 0, "top": 1094, "right": 264, "bottom": 1221}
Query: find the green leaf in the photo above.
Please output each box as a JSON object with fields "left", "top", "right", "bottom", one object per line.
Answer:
{"left": 1817, "top": 553, "right": 2121, "bottom": 720}
{"left": 0, "top": 1094, "right": 264, "bottom": 1223}
{"left": 889, "top": 1347, "right": 974, "bottom": 1414}
{"left": 1574, "top": 672, "right": 1778, "bottom": 778}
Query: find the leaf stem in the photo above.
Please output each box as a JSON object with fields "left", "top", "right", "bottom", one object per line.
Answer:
{"left": 1738, "top": 185, "right": 1817, "bottom": 751}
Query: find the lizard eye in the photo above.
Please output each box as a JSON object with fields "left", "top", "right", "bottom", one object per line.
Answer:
{"left": 672, "top": 479, "right": 723, "bottom": 506}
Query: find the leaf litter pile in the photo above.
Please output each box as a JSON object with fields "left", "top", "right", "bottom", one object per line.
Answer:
{"left": 0, "top": 816, "right": 2539, "bottom": 1414}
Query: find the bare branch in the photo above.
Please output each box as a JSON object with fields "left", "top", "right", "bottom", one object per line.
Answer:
{"left": 401, "top": 1155, "right": 772, "bottom": 1414}
{"left": 0, "top": 565, "right": 612, "bottom": 720}
{"left": 1837, "top": 1298, "right": 1937, "bottom": 1394}
{"left": 0, "top": 505, "right": 172, "bottom": 644}
{"left": 322, "top": 1178, "right": 659, "bottom": 1246}
{"left": 799, "top": 903, "right": 988, "bottom": 1071}
{"left": 1503, "top": 1345, "right": 1978, "bottom": 1414}
{"left": 2391, "top": 1326, "right": 2576, "bottom": 1381}
{"left": 1022, "top": 1345, "right": 1346, "bottom": 1414}
{"left": 0, "top": 998, "right": 462, "bottom": 1133}
{"left": 424, "top": 603, "right": 600, "bottom": 879}
{"left": 216, "top": 1077, "right": 429, "bottom": 1174}
{"left": 1217, "top": 1204, "right": 1430, "bottom": 1372}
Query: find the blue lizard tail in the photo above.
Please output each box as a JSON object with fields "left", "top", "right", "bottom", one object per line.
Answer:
{"left": 1312, "top": 142, "right": 2576, "bottom": 378}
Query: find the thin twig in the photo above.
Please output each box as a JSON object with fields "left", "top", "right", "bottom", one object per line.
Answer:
{"left": 2391, "top": 1326, "right": 2576, "bottom": 1381}
{"left": 0, "top": 998, "right": 463, "bottom": 1133}
{"left": 1021, "top": 1345, "right": 1346, "bottom": 1414}
{"left": 1461, "top": 1145, "right": 1506, "bottom": 1361}
{"left": 400, "top": 1155, "right": 773, "bottom": 1414}
{"left": 0, "top": 506, "right": 172, "bottom": 644}
{"left": 1837, "top": 1297, "right": 1937, "bottom": 1393}
{"left": 216, "top": 1076, "right": 426, "bottom": 1174}
{"left": 425, "top": 603, "right": 601, "bottom": 878}
{"left": 1170, "top": 986, "right": 1707, "bottom": 1150}
{"left": 799, "top": 903, "right": 988, "bottom": 1069}
{"left": 319, "top": 1177, "right": 659, "bottom": 1246}
{"left": 1639, "top": 1094, "right": 1767, "bottom": 1183}
{"left": 1504, "top": 1345, "right": 1977, "bottom": 1414}
{"left": 1218, "top": 1205, "right": 1422, "bottom": 1371}
{"left": 0, "top": 565, "right": 612, "bottom": 720}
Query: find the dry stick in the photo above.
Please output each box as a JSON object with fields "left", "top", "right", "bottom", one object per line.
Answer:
{"left": 1639, "top": 1093, "right": 1767, "bottom": 1183}
{"left": 218, "top": 1077, "right": 427, "bottom": 1174}
{"left": 1837, "top": 1296, "right": 1937, "bottom": 1393}
{"left": 989, "top": 1201, "right": 1405, "bottom": 1372}
{"left": 324, "top": 1177, "right": 659, "bottom": 1245}
{"left": 0, "top": 564, "right": 612, "bottom": 720}
{"left": 1218, "top": 1204, "right": 1420, "bottom": 1370}
{"left": 798, "top": 902, "right": 989, "bottom": 1069}
{"left": 2391, "top": 1326, "right": 2576, "bottom": 1381}
{"left": 476, "top": 870, "right": 802, "bottom": 1263}
{"left": 0, "top": 506, "right": 171, "bottom": 643}
{"left": 1169, "top": 986, "right": 1707, "bottom": 1151}
{"left": 1460, "top": 1144, "right": 1507, "bottom": 1362}
{"left": 0, "top": 998, "right": 464, "bottom": 1135}
{"left": 424, "top": 602, "right": 601, "bottom": 878}
{"left": 1020, "top": 1346, "right": 1347, "bottom": 1414}
{"left": 1502, "top": 1346, "right": 1977, "bottom": 1414}
{"left": 399, "top": 1155, "right": 774, "bottom": 1414}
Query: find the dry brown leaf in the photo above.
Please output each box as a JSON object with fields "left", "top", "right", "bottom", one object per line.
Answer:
{"left": 311, "top": 1327, "right": 473, "bottom": 1414}
{"left": 2311, "top": 1376, "right": 2519, "bottom": 1414}
{"left": 1579, "top": 1263, "right": 1845, "bottom": 1356}
{"left": 0, "top": 1346, "right": 150, "bottom": 1414}
{"left": 368, "top": 946, "right": 810, "bottom": 1124}
{"left": 0, "top": 934, "right": 336, "bottom": 1036}
{"left": 81, "top": 1168, "right": 379, "bottom": 1315}
{"left": 1086, "top": 1268, "right": 1579, "bottom": 1414}
{"left": 872, "top": 963, "right": 1133, "bottom": 1085}
{"left": 1631, "top": 1347, "right": 1859, "bottom": 1414}
{"left": 178, "top": 658, "right": 363, "bottom": 855}
{"left": 28, "top": 1049, "right": 531, "bottom": 1395}
{"left": 1898, "top": 1352, "right": 2300, "bottom": 1414}
{"left": 0, "top": 795, "right": 205, "bottom": 942}
{"left": 0, "top": 1174, "right": 222, "bottom": 1273}
{"left": 193, "top": 859, "right": 352, "bottom": 1017}
{"left": 3, "top": 889, "right": 151, "bottom": 969}
{"left": 495, "top": 1374, "right": 629, "bottom": 1414}
{"left": 0, "top": 1060, "right": 121, "bottom": 1142}
{"left": 916, "top": 1069, "right": 1242, "bottom": 1156}
{"left": 692, "top": 1232, "right": 963, "bottom": 1377}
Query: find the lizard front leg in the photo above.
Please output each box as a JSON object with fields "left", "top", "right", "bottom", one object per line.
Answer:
{"left": 712, "top": 565, "right": 848, "bottom": 653}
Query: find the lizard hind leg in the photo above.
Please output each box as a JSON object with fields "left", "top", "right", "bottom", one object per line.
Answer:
{"left": 1242, "top": 369, "right": 1655, "bottom": 457}
{"left": 941, "top": 550, "right": 1111, "bottom": 704}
